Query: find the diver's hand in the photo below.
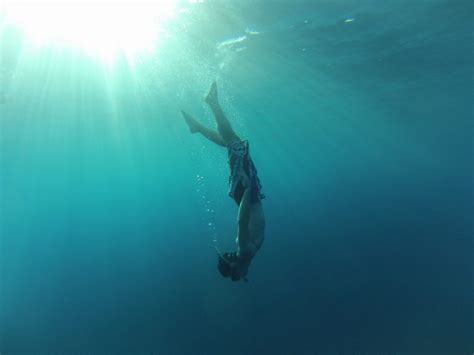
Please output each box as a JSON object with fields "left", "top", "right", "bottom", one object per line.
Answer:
{"left": 221, "top": 251, "right": 250, "bottom": 281}
{"left": 234, "top": 251, "right": 251, "bottom": 279}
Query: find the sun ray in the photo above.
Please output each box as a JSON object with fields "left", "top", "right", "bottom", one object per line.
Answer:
{"left": 1, "top": 0, "right": 179, "bottom": 64}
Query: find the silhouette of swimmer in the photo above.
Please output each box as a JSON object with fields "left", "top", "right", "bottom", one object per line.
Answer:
{"left": 182, "top": 81, "right": 265, "bottom": 281}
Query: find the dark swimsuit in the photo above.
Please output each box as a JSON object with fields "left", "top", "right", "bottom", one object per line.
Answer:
{"left": 227, "top": 140, "right": 264, "bottom": 205}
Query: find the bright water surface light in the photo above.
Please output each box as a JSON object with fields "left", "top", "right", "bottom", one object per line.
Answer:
{"left": 1, "top": 0, "right": 179, "bottom": 63}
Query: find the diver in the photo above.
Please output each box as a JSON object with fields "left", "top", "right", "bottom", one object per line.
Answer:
{"left": 181, "top": 81, "right": 265, "bottom": 282}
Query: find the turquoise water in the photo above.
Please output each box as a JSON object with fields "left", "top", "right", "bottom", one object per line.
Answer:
{"left": 1, "top": 1, "right": 472, "bottom": 353}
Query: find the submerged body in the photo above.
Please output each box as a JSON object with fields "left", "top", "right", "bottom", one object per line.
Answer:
{"left": 182, "top": 81, "right": 265, "bottom": 281}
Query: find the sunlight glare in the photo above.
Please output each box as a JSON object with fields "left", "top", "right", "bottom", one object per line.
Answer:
{"left": 1, "top": 0, "right": 179, "bottom": 62}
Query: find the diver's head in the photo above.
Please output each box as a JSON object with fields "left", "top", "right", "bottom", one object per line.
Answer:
{"left": 217, "top": 252, "right": 242, "bottom": 281}
{"left": 217, "top": 253, "right": 233, "bottom": 278}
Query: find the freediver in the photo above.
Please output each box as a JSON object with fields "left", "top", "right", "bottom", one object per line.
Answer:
{"left": 181, "top": 81, "right": 265, "bottom": 282}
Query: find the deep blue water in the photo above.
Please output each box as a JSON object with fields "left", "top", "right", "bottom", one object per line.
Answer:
{"left": 0, "top": 1, "right": 472, "bottom": 354}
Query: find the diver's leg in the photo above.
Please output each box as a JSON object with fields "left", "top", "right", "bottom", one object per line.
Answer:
{"left": 181, "top": 110, "right": 226, "bottom": 147}
{"left": 205, "top": 81, "right": 240, "bottom": 144}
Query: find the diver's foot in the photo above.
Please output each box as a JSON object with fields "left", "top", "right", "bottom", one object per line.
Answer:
{"left": 204, "top": 81, "right": 218, "bottom": 106}
{"left": 181, "top": 110, "right": 199, "bottom": 133}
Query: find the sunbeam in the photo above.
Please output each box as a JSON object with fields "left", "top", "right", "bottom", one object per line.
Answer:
{"left": 1, "top": 0, "right": 179, "bottom": 63}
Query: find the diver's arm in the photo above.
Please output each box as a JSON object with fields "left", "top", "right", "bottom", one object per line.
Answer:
{"left": 237, "top": 187, "right": 252, "bottom": 259}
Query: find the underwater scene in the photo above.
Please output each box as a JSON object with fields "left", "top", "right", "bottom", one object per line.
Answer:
{"left": 0, "top": 0, "right": 472, "bottom": 354}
